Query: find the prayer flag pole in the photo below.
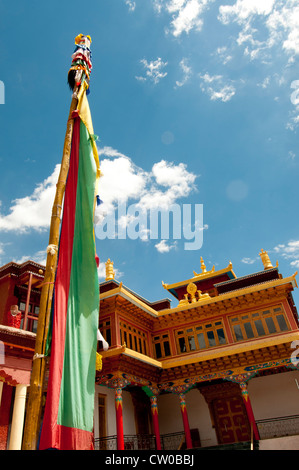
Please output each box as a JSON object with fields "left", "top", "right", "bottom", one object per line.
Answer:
{"left": 22, "top": 35, "right": 94, "bottom": 450}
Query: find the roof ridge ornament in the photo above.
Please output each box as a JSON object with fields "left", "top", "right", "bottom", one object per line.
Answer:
{"left": 193, "top": 257, "right": 215, "bottom": 277}
{"left": 105, "top": 258, "right": 115, "bottom": 280}
{"left": 259, "top": 249, "right": 275, "bottom": 270}
{"left": 179, "top": 282, "right": 210, "bottom": 305}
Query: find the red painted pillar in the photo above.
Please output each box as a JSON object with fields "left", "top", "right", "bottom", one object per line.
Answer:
{"left": 179, "top": 393, "right": 193, "bottom": 449}
{"left": 150, "top": 395, "right": 162, "bottom": 450}
{"left": 240, "top": 382, "right": 260, "bottom": 441}
{"left": 115, "top": 387, "right": 124, "bottom": 450}
{"left": 0, "top": 383, "right": 13, "bottom": 450}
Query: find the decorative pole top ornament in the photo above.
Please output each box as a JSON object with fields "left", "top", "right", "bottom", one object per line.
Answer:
{"left": 259, "top": 249, "right": 273, "bottom": 270}
{"left": 105, "top": 259, "right": 115, "bottom": 281}
{"left": 68, "top": 34, "right": 93, "bottom": 93}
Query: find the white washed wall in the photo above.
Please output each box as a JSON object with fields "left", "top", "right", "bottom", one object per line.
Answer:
{"left": 157, "top": 389, "right": 218, "bottom": 448}
{"left": 249, "top": 370, "right": 299, "bottom": 420}
{"left": 94, "top": 385, "right": 136, "bottom": 440}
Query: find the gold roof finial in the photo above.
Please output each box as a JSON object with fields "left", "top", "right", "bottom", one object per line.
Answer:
{"left": 259, "top": 249, "right": 273, "bottom": 270}
{"left": 200, "top": 257, "right": 207, "bottom": 273}
{"left": 105, "top": 258, "right": 115, "bottom": 280}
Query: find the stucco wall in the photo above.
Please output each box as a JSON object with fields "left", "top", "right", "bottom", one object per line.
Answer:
{"left": 94, "top": 385, "right": 136, "bottom": 440}
{"left": 259, "top": 435, "right": 299, "bottom": 450}
{"left": 249, "top": 370, "right": 299, "bottom": 420}
{"left": 157, "top": 389, "right": 218, "bottom": 448}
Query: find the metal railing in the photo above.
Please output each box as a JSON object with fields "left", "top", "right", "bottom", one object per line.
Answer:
{"left": 94, "top": 431, "right": 185, "bottom": 451}
{"left": 95, "top": 416, "right": 299, "bottom": 450}
{"left": 257, "top": 415, "right": 299, "bottom": 440}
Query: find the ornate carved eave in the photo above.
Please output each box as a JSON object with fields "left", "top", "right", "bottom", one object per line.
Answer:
{"left": 97, "top": 331, "right": 299, "bottom": 393}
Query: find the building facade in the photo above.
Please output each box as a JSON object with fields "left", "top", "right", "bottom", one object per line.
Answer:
{"left": 95, "top": 252, "right": 299, "bottom": 450}
{"left": 0, "top": 251, "right": 299, "bottom": 450}
{"left": 0, "top": 261, "right": 45, "bottom": 449}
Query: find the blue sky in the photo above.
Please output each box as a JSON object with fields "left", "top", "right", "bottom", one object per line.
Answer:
{"left": 0, "top": 0, "right": 299, "bottom": 307}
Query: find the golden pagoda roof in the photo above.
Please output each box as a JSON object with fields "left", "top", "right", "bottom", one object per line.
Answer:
{"left": 162, "top": 259, "right": 236, "bottom": 296}
{"left": 100, "top": 271, "right": 298, "bottom": 320}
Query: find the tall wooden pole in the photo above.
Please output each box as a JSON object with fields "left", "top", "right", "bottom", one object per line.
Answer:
{"left": 22, "top": 86, "right": 81, "bottom": 450}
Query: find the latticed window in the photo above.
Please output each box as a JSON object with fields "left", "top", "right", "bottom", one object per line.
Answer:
{"left": 119, "top": 321, "right": 148, "bottom": 355}
{"left": 175, "top": 320, "right": 227, "bottom": 354}
{"left": 153, "top": 333, "right": 171, "bottom": 359}
{"left": 19, "top": 301, "right": 40, "bottom": 333}
{"left": 229, "top": 306, "right": 289, "bottom": 342}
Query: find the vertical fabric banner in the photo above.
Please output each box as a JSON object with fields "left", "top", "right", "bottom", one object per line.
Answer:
{"left": 39, "top": 90, "right": 100, "bottom": 450}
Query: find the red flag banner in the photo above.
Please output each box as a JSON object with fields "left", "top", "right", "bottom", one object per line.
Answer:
{"left": 39, "top": 89, "right": 100, "bottom": 450}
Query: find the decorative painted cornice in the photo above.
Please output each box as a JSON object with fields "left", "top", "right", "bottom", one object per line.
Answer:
{"left": 100, "top": 273, "right": 298, "bottom": 320}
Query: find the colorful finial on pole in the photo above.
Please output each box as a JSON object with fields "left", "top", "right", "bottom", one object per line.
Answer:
{"left": 68, "top": 34, "right": 92, "bottom": 92}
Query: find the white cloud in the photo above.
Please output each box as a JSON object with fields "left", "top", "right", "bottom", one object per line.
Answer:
{"left": 153, "top": 0, "right": 163, "bottom": 14}
{"left": 98, "top": 146, "right": 129, "bottom": 159}
{"left": 97, "top": 154, "right": 196, "bottom": 217}
{"left": 274, "top": 240, "right": 299, "bottom": 257}
{"left": 0, "top": 165, "right": 60, "bottom": 232}
{"left": 287, "top": 111, "right": 299, "bottom": 131}
{"left": 274, "top": 240, "right": 299, "bottom": 269}
{"left": 95, "top": 151, "right": 198, "bottom": 250}
{"left": 153, "top": 0, "right": 298, "bottom": 65}
{"left": 155, "top": 240, "right": 178, "bottom": 253}
{"left": 167, "top": 0, "right": 205, "bottom": 37}
{"left": 241, "top": 257, "right": 257, "bottom": 265}
{"left": 215, "top": 46, "right": 233, "bottom": 65}
{"left": 218, "top": 0, "right": 299, "bottom": 60}
{"left": 210, "top": 85, "right": 235, "bottom": 102}
{"left": 200, "top": 73, "right": 223, "bottom": 83}
{"left": 175, "top": 58, "right": 192, "bottom": 87}
{"left": 99, "top": 153, "right": 148, "bottom": 210}
{"left": 257, "top": 76, "right": 271, "bottom": 89}
{"left": 136, "top": 58, "right": 168, "bottom": 84}
{"left": 286, "top": 79, "right": 299, "bottom": 130}
{"left": 161, "top": 0, "right": 214, "bottom": 37}
{"left": 0, "top": 148, "right": 197, "bottom": 235}
{"left": 138, "top": 160, "right": 197, "bottom": 210}
{"left": 266, "top": 1, "right": 299, "bottom": 56}
{"left": 15, "top": 250, "right": 47, "bottom": 266}
{"left": 152, "top": 160, "right": 195, "bottom": 189}
{"left": 218, "top": 0, "right": 275, "bottom": 25}
{"left": 124, "top": 0, "right": 136, "bottom": 11}
{"left": 199, "top": 73, "right": 236, "bottom": 102}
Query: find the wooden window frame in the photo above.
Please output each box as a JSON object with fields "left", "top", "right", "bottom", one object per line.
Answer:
{"left": 153, "top": 333, "right": 171, "bottom": 359}
{"left": 229, "top": 305, "right": 290, "bottom": 342}
{"left": 119, "top": 320, "right": 148, "bottom": 355}
{"left": 175, "top": 320, "right": 227, "bottom": 354}
{"left": 19, "top": 300, "right": 39, "bottom": 333}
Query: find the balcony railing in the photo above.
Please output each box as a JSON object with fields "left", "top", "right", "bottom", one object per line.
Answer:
{"left": 94, "top": 432, "right": 185, "bottom": 451}
{"left": 95, "top": 416, "right": 299, "bottom": 451}
{"left": 257, "top": 415, "right": 299, "bottom": 440}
